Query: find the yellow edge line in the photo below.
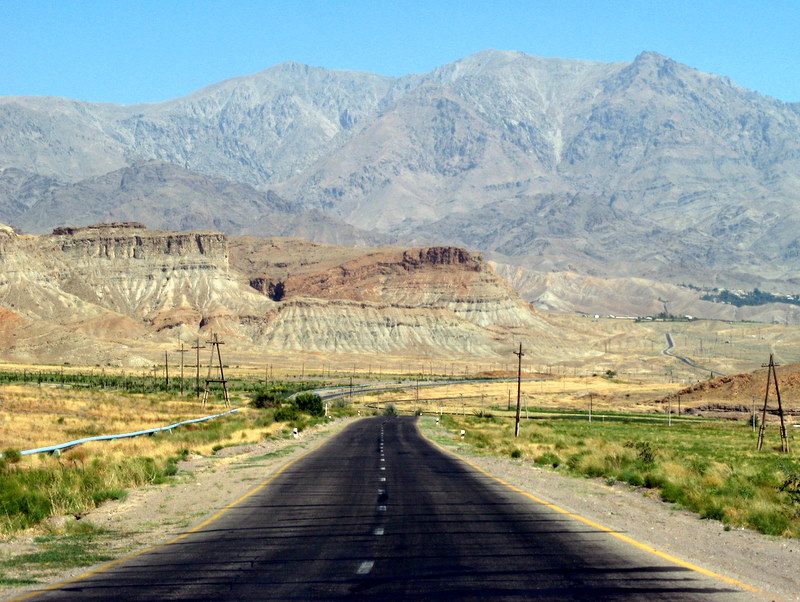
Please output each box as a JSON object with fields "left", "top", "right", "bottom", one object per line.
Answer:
{"left": 419, "top": 421, "right": 763, "bottom": 596}
{"left": 10, "top": 431, "right": 339, "bottom": 601}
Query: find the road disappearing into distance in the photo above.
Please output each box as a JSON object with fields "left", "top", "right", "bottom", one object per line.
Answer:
{"left": 23, "top": 417, "right": 756, "bottom": 600}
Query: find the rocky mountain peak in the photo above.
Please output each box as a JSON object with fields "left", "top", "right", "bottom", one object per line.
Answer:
{"left": 2, "top": 50, "right": 800, "bottom": 313}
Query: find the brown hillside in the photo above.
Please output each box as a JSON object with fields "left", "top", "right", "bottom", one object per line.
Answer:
{"left": 660, "top": 363, "right": 800, "bottom": 417}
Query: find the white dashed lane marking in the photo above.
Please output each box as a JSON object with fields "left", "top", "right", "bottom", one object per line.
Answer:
{"left": 356, "top": 561, "right": 374, "bottom": 575}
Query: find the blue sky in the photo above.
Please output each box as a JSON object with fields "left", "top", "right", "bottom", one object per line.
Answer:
{"left": 1, "top": 0, "right": 798, "bottom": 104}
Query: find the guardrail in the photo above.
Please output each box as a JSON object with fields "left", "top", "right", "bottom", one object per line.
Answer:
{"left": 3, "top": 408, "right": 241, "bottom": 457}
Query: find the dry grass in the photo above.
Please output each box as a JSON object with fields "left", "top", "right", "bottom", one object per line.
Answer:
{"left": 357, "top": 375, "right": 683, "bottom": 417}
{"left": 0, "top": 384, "right": 227, "bottom": 455}
{"left": 430, "top": 412, "right": 800, "bottom": 538}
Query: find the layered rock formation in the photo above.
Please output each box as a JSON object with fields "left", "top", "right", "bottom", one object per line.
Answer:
{"left": 0, "top": 224, "right": 590, "bottom": 365}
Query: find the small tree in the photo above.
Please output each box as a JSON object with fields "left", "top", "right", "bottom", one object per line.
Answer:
{"left": 294, "top": 392, "right": 324, "bottom": 417}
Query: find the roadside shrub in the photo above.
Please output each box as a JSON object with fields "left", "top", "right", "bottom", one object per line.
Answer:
{"left": 643, "top": 472, "right": 664, "bottom": 489}
{"left": 294, "top": 392, "right": 324, "bottom": 417}
{"left": 274, "top": 405, "right": 299, "bottom": 422}
{"left": 383, "top": 403, "right": 398, "bottom": 416}
{"left": 778, "top": 462, "right": 800, "bottom": 504}
{"left": 251, "top": 389, "right": 284, "bottom": 409}
{"left": 2, "top": 448, "right": 22, "bottom": 465}
{"left": 510, "top": 448, "right": 523, "bottom": 459}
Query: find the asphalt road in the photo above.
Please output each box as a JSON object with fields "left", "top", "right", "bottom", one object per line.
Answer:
{"left": 663, "top": 333, "right": 727, "bottom": 377}
{"left": 24, "top": 417, "right": 753, "bottom": 600}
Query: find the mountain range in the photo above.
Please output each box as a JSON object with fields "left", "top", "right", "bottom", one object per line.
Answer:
{"left": 2, "top": 49, "right": 799, "bottom": 317}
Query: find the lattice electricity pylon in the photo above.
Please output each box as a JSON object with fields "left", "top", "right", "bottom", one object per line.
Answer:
{"left": 756, "top": 354, "right": 790, "bottom": 452}
{"left": 201, "top": 332, "right": 230, "bottom": 408}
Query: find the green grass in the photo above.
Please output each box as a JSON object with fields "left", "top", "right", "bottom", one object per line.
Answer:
{"left": 0, "top": 451, "right": 192, "bottom": 533}
{"left": 0, "top": 523, "right": 115, "bottom": 586}
{"left": 428, "top": 414, "right": 800, "bottom": 538}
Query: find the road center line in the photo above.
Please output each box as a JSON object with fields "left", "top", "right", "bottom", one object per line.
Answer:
{"left": 356, "top": 561, "right": 375, "bottom": 575}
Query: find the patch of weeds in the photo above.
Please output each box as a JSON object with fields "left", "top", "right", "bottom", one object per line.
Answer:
{"left": 1, "top": 576, "right": 41, "bottom": 585}
{"left": 659, "top": 480, "right": 684, "bottom": 504}
{"left": 747, "top": 508, "right": 790, "bottom": 536}
{"left": 510, "top": 448, "right": 522, "bottom": 459}
{"left": 1, "top": 529, "right": 114, "bottom": 572}
{"left": 778, "top": 462, "right": 800, "bottom": 504}
{"left": 246, "top": 447, "right": 294, "bottom": 463}
{"left": 469, "top": 433, "right": 491, "bottom": 448}
{"left": 619, "top": 470, "right": 644, "bottom": 487}
{"left": 624, "top": 440, "right": 656, "bottom": 466}
{"left": 91, "top": 489, "right": 127, "bottom": 505}
{"left": 643, "top": 472, "right": 664, "bottom": 489}
{"left": 535, "top": 452, "right": 562, "bottom": 468}
{"left": 566, "top": 451, "right": 587, "bottom": 470}
{"left": 700, "top": 503, "right": 726, "bottom": 522}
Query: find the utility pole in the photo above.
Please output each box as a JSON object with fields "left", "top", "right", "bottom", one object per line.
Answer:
{"left": 192, "top": 338, "right": 205, "bottom": 398}
{"left": 757, "top": 354, "right": 790, "bottom": 452}
{"left": 514, "top": 343, "right": 524, "bottom": 438}
{"left": 175, "top": 342, "right": 188, "bottom": 396}
{"left": 201, "top": 333, "right": 230, "bottom": 408}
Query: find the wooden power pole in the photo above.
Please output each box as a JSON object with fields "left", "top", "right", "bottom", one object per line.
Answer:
{"left": 201, "top": 333, "right": 230, "bottom": 408}
{"left": 514, "top": 343, "right": 524, "bottom": 438}
{"left": 175, "top": 342, "right": 188, "bottom": 396}
{"left": 191, "top": 338, "right": 205, "bottom": 398}
{"left": 757, "top": 354, "right": 790, "bottom": 452}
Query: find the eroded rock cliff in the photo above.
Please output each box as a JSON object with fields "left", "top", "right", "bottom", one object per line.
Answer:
{"left": 0, "top": 224, "right": 592, "bottom": 364}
